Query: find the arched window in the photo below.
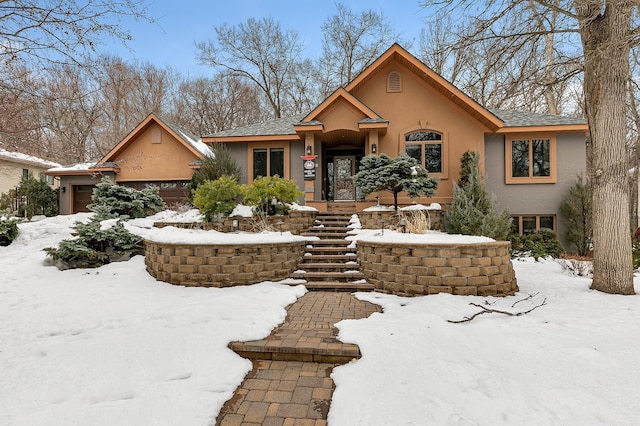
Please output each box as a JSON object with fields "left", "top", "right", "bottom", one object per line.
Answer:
{"left": 405, "top": 131, "right": 443, "bottom": 173}
{"left": 387, "top": 71, "right": 402, "bottom": 92}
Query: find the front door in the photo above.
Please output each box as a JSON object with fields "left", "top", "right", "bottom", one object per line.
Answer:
{"left": 334, "top": 156, "right": 356, "bottom": 201}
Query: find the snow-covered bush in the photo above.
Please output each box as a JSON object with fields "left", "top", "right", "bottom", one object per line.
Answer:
{"left": 88, "top": 177, "right": 165, "bottom": 219}
{"left": 44, "top": 217, "right": 143, "bottom": 269}
{"left": 192, "top": 176, "right": 241, "bottom": 221}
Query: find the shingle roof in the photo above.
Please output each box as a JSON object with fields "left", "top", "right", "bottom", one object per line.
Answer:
{"left": 206, "top": 113, "right": 306, "bottom": 138}
{"left": 489, "top": 108, "right": 587, "bottom": 128}
{"left": 156, "top": 115, "right": 212, "bottom": 157}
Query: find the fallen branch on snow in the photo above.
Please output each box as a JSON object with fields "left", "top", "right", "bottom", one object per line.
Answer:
{"left": 448, "top": 296, "right": 547, "bottom": 324}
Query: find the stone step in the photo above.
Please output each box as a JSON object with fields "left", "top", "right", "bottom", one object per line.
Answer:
{"left": 302, "top": 232, "right": 349, "bottom": 239}
{"left": 308, "top": 226, "right": 350, "bottom": 232}
{"left": 297, "top": 262, "right": 359, "bottom": 272}
{"left": 307, "top": 238, "right": 352, "bottom": 246}
{"left": 289, "top": 271, "right": 365, "bottom": 281}
{"left": 305, "top": 247, "right": 356, "bottom": 256}
{"left": 302, "top": 254, "right": 353, "bottom": 262}
{"left": 303, "top": 281, "right": 375, "bottom": 292}
{"left": 228, "top": 337, "right": 360, "bottom": 364}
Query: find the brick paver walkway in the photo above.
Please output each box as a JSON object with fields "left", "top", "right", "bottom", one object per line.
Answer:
{"left": 217, "top": 292, "right": 380, "bottom": 425}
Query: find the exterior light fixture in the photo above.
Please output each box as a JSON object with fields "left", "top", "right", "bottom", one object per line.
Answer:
{"left": 306, "top": 145, "right": 312, "bottom": 155}
{"left": 400, "top": 218, "right": 407, "bottom": 233}
{"left": 381, "top": 219, "right": 386, "bottom": 235}
{"left": 375, "top": 196, "right": 380, "bottom": 206}
{"left": 371, "top": 143, "right": 377, "bottom": 153}
{"left": 61, "top": 186, "right": 66, "bottom": 193}
{"left": 232, "top": 219, "right": 239, "bottom": 232}
{"left": 277, "top": 221, "right": 285, "bottom": 235}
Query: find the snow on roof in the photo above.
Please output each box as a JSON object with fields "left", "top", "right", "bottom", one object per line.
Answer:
{"left": 46, "top": 162, "right": 96, "bottom": 173}
{"left": 0, "top": 148, "right": 61, "bottom": 168}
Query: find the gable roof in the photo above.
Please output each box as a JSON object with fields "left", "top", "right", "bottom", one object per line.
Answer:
{"left": 345, "top": 43, "right": 504, "bottom": 132}
{"left": 96, "top": 113, "right": 212, "bottom": 167}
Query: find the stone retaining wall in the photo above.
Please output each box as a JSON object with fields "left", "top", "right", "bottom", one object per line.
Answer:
{"left": 154, "top": 210, "right": 317, "bottom": 235}
{"left": 358, "top": 209, "right": 444, "bottom": 231}
{"left": 145, "top": 240, "right": 306, "bottom": 287}
{"left": 357, "top": 240, "right": 518, "bottom": 297}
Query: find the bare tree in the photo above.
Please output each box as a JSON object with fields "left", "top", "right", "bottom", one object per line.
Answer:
{"left": 195, "top": 17, "right": 306, "bottom": 119}
{"left": 170, "top": 73, "right": 263, "bottom": 136}
{"left": 423, "top": 0, "right": 638, "bottom": 294}
{"left": 419, "top": 4, "right": 580, "bottom": 114}
{"left": 0, "top": 0, "right": 152, "bottom": 68}
{"left": 317, "top": 2, "right": 400, "bottom": 96}
{"left": 0, "top": 65, "right": 43, "bottom": 155}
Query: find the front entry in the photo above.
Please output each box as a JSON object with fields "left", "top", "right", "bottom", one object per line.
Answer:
{"left": 333, "top": 156, "right": 356, "bottom": 201}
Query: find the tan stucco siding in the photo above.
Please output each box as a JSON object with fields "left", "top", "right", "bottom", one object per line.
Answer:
{"left": 0, "top": 160, "right": 57, "bottom": 194}
{"left": 111, "top": 124, "right": 200, "bottom": 182}
{"left": 317, "top": 102, "right": 365, "bottom": 132}
{"left": 349, "top": 60, "right": 487, "bottom": 203}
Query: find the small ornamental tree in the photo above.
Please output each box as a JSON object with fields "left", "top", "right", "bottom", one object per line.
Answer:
{"left": 446, "top": 151, "right": 512, "bottom": 240}
{"left": 241, "top": 175, "right": 303, "bottom": 216}
{"left": 193, "top": 176, "right": 241, "bottom": 221}
{"left": 559, "top": 175, "right": 592, "bottom": 256}
{"left": 88, "top": 177, "right": 165, "bottom": 219}
{"left": 352, "top": 152, "right": 439, "bottom": 210}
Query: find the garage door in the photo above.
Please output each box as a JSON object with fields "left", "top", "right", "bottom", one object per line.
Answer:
{"left": 122, "top": 181, "right": 189, "bottom": 206}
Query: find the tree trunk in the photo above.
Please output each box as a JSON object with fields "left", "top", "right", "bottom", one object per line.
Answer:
{"left": 578, "top": 2, "right": 635, "bottom": 294}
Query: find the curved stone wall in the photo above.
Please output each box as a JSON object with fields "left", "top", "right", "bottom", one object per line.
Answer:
{"left": 357, "top": 240, "right": 518, "bottom": 297}
{"left": 145, "top": 240, "right": 306, "bottom": 287}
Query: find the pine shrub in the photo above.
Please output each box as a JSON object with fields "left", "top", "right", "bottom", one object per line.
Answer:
{"left": 188, "top": 144, "right": 242, "bottom": 200}
{"left": 446, "top": 151, "right": 512, "bottom": 240}
{"left": 44, "top": 217, "right": 143, "bottom": 269}
{"left": 193, "top": 176, "right": 241, "bottom": 221}
{"left": 88, "top": 178, "right": 165, "bottom": 219}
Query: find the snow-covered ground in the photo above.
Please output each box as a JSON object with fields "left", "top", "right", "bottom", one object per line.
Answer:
{"left": 2, "top": 213, "right": 640, "bottom": 425}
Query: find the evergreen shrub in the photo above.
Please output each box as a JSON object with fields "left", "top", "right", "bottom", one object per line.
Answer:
{"left": 88, "top": 178, "right": 165, "bottom": 219}
{"left": 446, "top": 151, "right": 512, "bottom": 240}
{"left": 188, "top": 144, "right": 242, "bottom": 200}
{"left": 193, "top": 176, "right": 241, "bottom": 221}
{"left": 510, "top": 230, "right": 565, "bottom": 260}
{"left": 241, "top": 175, "right": 303, "bottom": 216}
{"left": 44, "top": 217, "right": 143, "bottom": 269}
{"left": 0, "top": 212, "right": 20, "bottom": 246}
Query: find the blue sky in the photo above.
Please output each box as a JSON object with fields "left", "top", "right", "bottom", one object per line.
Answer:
{"left": 102, "top": 0, "right": 428, "bottom": 76}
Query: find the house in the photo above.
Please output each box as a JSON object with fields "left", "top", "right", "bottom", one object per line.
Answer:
{"left": 46, "top": 114, "right": 212, "bottom": 214}
{"left": 203, "top": 43, "right": 588, "bottom": 245}
{"left": 0, "top": 148, "right": 60, "bottom": 195}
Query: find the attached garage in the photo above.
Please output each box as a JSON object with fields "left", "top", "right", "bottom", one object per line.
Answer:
{"left": 72, "top": 184, "right": 96, "bottom": 213}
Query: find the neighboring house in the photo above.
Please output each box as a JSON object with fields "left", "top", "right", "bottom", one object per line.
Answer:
{"left": 0, "top": 148, "right": 60, "bottom": 195}
{"left": 203, "top": 43, "right": 588, "bottom": 246}
{"left": 46, "top": 113, "right": 212, "bottom": 214}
